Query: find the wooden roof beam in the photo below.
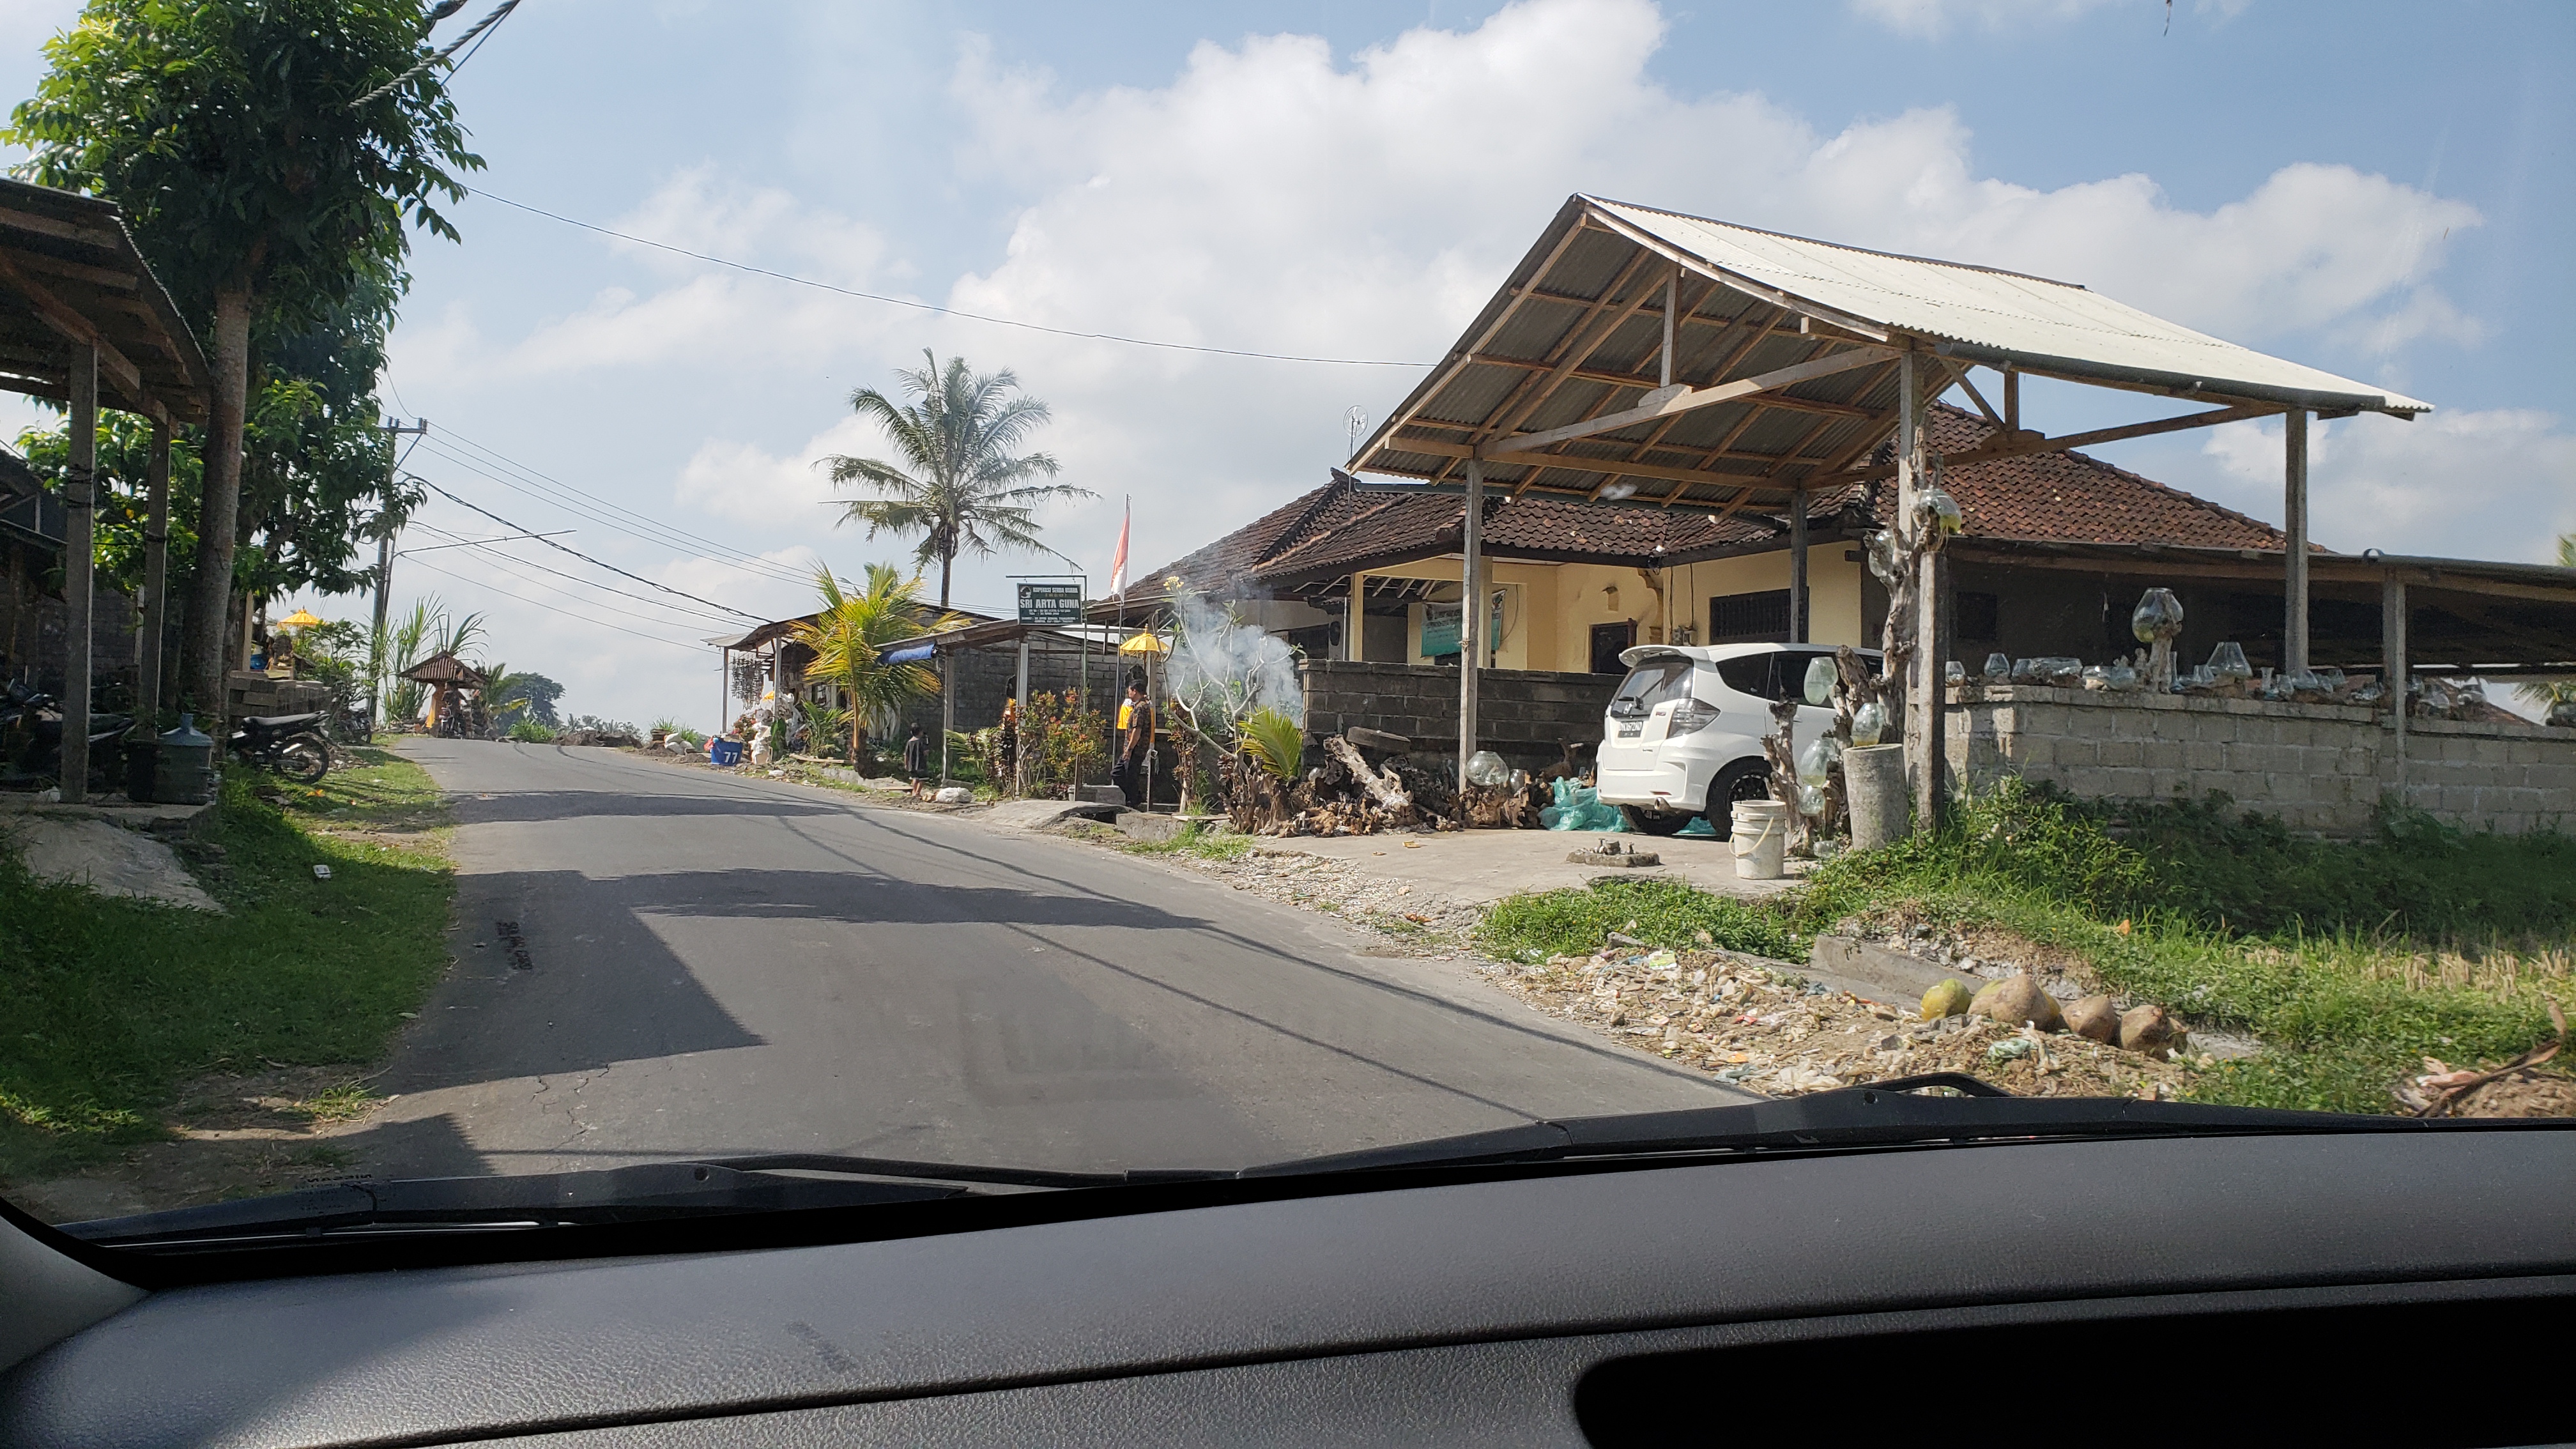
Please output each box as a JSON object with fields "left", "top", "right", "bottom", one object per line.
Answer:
{"left": 0, "top": 250, "right": 163, "bottom": 424}
{"left": 1841, "top": 401, "right": 2281, "bottom": 482}
{"left": 1485, "top": 346, "right": 1897, "bottom": 457}
{"left": 1480, "top": 250, "right": 1663, "bottom": 441}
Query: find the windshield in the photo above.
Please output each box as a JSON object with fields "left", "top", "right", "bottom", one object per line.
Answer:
{"left": 3, "top": 5, "right": 2572, "bottom": 1254}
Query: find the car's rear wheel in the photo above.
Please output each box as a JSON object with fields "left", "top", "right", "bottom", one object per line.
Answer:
{"left": 1623, "top": 806, "right": 1691, "bottom": 836}
{"left": 1707, "top": 759, "right": 1774, "bottom": 838}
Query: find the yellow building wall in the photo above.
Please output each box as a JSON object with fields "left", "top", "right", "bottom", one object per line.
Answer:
{"left": 1338, "top": 548, "right": 1866, "bottom": 675}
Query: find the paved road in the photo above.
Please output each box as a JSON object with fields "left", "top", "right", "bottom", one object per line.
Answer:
{"left": 353, "top": 740, "right": 1746, "bottom": 1179}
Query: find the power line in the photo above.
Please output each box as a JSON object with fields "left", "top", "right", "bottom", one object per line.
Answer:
{"left": 351, "top": 0, "right": 523, "bottom": 108}
{"left": 404, "top": 521, "right": 751, "bottom": 631}
{"left": 414, "top": 432, "right": 819, "bottom": 588}
{"left": 463, "top": 185, "right": 1435, "bottom": 368}
{"left": 411, "top": 476, "right": 765, "bottom": 620}
{"left": 401, "top": 555, "right": 706, "bottom": 651}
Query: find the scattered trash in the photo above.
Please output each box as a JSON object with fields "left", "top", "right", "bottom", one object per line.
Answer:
{"left": 310, "top": 864, "right": 332, "bottom": 880}
{"left": 1542, "top": 778, "right": 1627, "bottom": 832}
{"left": 1987, "top": 1036, "right": 2035, "bottom": 1062}
{"left": 933, "top": 785, "right": 972, "bottom": 804}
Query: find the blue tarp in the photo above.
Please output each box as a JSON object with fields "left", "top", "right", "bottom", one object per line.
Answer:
{"left": 880, "top": 643, "right": 937, "bottom": 664}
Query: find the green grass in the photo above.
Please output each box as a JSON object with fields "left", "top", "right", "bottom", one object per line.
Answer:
{"left": 1477, "top": 876, "right": 1802, "bottom": 964}
{"left": 1788, "top": 780, "right": 2573, "bottom": 1114}
{"left": 1122, "top": 824, "right": 1254, "bottom": 861}
{"left": 0, "top": 747, "right": 456, "bottom": 1181}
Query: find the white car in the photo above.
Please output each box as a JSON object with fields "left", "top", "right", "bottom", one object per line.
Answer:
{"left": 1594, "top": 641, "right": 1885, "bottom": 836}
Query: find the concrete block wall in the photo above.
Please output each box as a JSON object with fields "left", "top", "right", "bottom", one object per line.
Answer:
{"left": 1300, "top": 660, "right": 1620, "bottom": 770}
{"left": 1945, "top": 684, "right": 2576, "bottom": 836}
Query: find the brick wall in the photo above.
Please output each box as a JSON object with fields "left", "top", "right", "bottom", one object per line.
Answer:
{"left": 1300, "top": 660, "right": 1621, "bottom": 771}
{"left": 1945, "top": 684, "right": 2576, "bottom": 836}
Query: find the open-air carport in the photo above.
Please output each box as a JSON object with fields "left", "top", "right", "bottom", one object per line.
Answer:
{"left": 1346, "top": 194, "right": 2434, "bottom": 822}
{"left": 0, "top": 178, "right": 211, "bottom": 803}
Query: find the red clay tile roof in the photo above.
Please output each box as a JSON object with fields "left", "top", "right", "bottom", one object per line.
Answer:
{"left": 1147, "top": 401, "right": 2287, "bottom": 597}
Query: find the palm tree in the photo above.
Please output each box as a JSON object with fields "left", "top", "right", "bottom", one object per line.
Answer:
{"left": 2515, "top": 532, "right": 2576, "bottom": 714}
{"left": 790, "top": 564, "right": 959, "bottom": 768}
{"left": 819, "top": 351, "right": 1093, "bottom": 608}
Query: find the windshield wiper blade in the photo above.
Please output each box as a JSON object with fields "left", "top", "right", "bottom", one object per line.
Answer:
{"left": 1239, "top": 1079, "right": 2531, "bottom": 1178}
{"left": 63, "top": 1153, "right": 1238, "bottom": 1248}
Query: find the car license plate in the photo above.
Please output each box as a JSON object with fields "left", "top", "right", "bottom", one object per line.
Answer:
{"left": 1616, "top": 724, "right": 1641, "bottom": 738}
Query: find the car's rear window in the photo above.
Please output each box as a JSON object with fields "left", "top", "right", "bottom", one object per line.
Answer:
{"left": 1610, "top": 659, "right": 1694, "bottom": 714}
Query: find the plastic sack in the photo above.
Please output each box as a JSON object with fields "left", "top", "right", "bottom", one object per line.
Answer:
{"left": 1542, "top": 777, "right": 1627, "bottom": 832}
{"left": 1850, "top": 700, "right": 1887, "bottom": 748}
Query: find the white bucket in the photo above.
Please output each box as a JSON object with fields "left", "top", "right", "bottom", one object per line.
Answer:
{"left": 1731, "top": 798, "right": 1788, "bottom": 880}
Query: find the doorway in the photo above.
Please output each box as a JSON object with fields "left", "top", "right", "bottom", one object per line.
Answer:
{"left": 1590, "top": 621, "right": 1634, "bottom": 674}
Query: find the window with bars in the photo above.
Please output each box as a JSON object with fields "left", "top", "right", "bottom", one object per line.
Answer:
{"left": 1708, "top": 589, "right": 1792, "bottom": 643}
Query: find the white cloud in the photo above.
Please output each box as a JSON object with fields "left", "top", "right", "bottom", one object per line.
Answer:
{"left": 2202, "top": 408, "right": 2576, "bottom": 562}
{"left": 1849, "top": 0, "right": 2124, "bottom": 39}
{"left": 1848, "top": 0, "right": 2246, "bottom": 38}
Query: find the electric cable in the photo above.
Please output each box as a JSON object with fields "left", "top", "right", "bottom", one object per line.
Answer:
{"left": 351, "top": 0, "right": 523, "bottom": 109}
{"left": 414, "top": 433, "right": 818, "bottom": 587}
{"left": 400, "top": 555, "right": 705, "bottom": 650}
{"left": 404, "top": 520, "right": 752, "bottom": 631}
{"left": 411, "top": 476, "right": 765, "bottom": 620}
{"left": 463, "top": 184, "right": 1434, "bottom": 368}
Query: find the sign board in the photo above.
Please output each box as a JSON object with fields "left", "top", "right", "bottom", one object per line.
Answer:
{"left": 1017, "top": 582, "right": 1085, "bottom": 627}
{"left": 1419, "top": 592, "right": 1506, "bottom": 659}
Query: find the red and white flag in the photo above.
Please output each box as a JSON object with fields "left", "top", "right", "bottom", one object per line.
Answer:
{"left": 1107, "top": 498, "right": 1130, "bottom": 599}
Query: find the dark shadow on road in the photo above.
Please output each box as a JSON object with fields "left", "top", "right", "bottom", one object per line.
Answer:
{"left": 445, "top": 790, "right": 850, "bottom": 825}
{"left": 622, "top": 870, "right": 1223, "bottom": 932}
{"left": 379, "top": 869, "right": 767, "bottom": 1098}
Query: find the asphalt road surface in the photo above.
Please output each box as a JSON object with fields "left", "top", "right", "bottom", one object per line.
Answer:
{"left": 356, "top": 740, "right": 1747, "bottom": 1180}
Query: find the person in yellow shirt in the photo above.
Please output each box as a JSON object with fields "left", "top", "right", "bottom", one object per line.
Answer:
{"left": 1112, "top": 675, "right": 1153, "bottom": 806}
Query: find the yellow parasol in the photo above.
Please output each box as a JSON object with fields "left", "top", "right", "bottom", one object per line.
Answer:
{"left": 1117, "top": 631, "right": 1167, "bottom": 655}
{"left": 278, "top": 608, "right": 323, "bottom": 631}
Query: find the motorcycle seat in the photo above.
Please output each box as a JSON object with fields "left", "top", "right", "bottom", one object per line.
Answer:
{"left": 243, "top": 712, "right": 323, "bottom": 729}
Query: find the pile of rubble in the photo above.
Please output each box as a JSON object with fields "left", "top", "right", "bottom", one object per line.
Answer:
{"left": 1486, "top": 945, "right": 2205, "bottom": 1100}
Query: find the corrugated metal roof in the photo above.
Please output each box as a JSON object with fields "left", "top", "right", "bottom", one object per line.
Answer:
{"left": 1349, "top": 195, "right": 2428, "bottom": 519}
{"left": 1589, "top": 198, "right": 2428, "bottom": 416}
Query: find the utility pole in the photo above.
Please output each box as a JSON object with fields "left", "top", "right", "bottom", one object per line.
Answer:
{"left": 369, "top": 418, "right": 427, "bottom": 727}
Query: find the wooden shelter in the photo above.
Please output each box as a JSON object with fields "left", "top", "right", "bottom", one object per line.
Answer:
{"left": 401, "top": 650, "right": 486, "bottom": 735}
{"left": 1346, "top": 194, "right": 2433, "bottom": 819}
{"left": 0, "top": 179, "right": 210, "bottom": 802}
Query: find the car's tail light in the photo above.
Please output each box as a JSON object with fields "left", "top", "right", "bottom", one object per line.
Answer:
{"left": 1666, "top": 699, "right": 1721, "bottom": 736}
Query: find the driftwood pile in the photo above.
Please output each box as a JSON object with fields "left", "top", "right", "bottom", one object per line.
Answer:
{"left": 1228, "top": 729, "right": 1583, "bottom": 837}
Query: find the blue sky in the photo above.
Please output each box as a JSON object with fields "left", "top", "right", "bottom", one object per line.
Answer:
{"left": 1, "top": 0, "right": 2568, "bottom": 728}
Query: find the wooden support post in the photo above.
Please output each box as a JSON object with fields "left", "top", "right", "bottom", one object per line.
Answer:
{"left": 1457, "top": 459, "right": 1483, "bottom": 805}
{"left": 61, "top": 342, "right": 96, "bottom": 802}
{"left": 2284, "top": 408, "right": 2310, "bottom": 677}
{"left": 1347, "top": 572, "right": 1364, "bottom": 661}
{"left": 1788, "top": 489, "right": 1809, "bottom": 643}
{"left": 1659, "top": 268, "right": 1677, "bottom": 388}
{"left": 2382, "top": 572, "right": 2408, "bottom": 798}
{"left": 1897, "top": 352, "right": 1945, "bottom": 829}
{"left": 2003, "top": 366, "right": 2019, "bottom": 435}
{"left": 717, "top": 647, "right": 727, "bottom": 737}
{"left": 139, "top": 420, "right": 171, "bottom": 719}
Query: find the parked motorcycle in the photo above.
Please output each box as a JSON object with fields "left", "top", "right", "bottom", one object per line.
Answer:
{"left": 1, "top": 681, "right": 135, "bottom": 789}
{"left": 230, "top": 712, "right": 332, "bottom": 786}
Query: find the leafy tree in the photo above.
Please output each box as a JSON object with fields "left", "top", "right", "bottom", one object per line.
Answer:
{"left": 789, "top": 564, "right": 956, "bottom": 768}
{"left": 2515, "top": 532, "right": 2576, "bottom": 714}
{"left": 9, "top": 0, "right": 482, "bottom": 714}
{"left": 821, "top": 351, "right": 1091, "bottom": 608}
{"left": 487, "top": 668, "right": 562, "bottom": 728}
